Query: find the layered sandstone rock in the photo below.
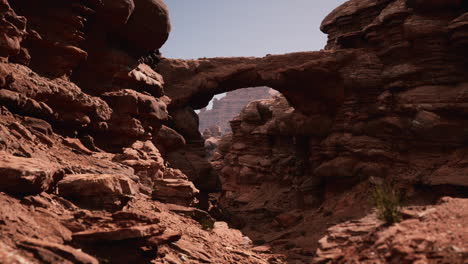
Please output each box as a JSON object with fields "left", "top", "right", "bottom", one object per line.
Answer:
{"left": 313, "top": 197, "right": 468, "bottom": 264}
{"left": 58, "top": 173, "right": 137, "bottom": 210}
{"left": 158, "top": 1, "right": 468, "bottom": 262}
{"left": 0, "top": 0, "right": 283, "bottom": 262}
{"left": 5, "top": 0, "right": 172, "bottom": 151}
{"left": 160, "top": 0, "right": 468, "bottom": 192}
{"left": 0, "top": 97, "right": 281, "bottom": 264}
{"left": 0, "top": 152, "right": 63, "bottom": 194}
{"left": 0, "top": 0, "right": 467, "bottom": 263}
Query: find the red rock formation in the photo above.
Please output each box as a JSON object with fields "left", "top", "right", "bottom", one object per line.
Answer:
{"left": 0, "top": 0, "right": 467, "bottom": 263}
{"left": 313, "top": 197, "right": 468, "bottom": 264}
{"left": 198, "top": 87, "right": 273, "bottom": 133}
{"left": 8, "top": 0, "right": 172, "bottom": 151}
{"left": 160, "top": 0, "right": 468, "bottom": 192}
{"left": 158, "top": 0, "right": 468, "bottom": 262}
{"left": 0, "top": 0, "right": 283, "bottom": 262}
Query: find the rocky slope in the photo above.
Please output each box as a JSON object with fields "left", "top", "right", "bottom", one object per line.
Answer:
{"left": 314, "top": 197, "right": 468, "bottom": 264}
{"left": 0, "top": 0, "right": 467, "bottom": 263}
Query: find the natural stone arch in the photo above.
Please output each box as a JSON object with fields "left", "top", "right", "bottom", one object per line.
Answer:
{"left": 157, "top": 49, "right": 377, "bottom": 116}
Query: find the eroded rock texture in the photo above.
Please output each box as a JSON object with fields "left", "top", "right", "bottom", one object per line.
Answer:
{"left": 0, "top": 0, "right": 283, "bottom": 263}
{"left": 160, "top": 0, "right": 468, "bottom": 196}
{"left": 8, "top": 0, "right": 171, "bottom": 151}
{"left": 0, "top": 0, "right": 467, "bottom": 263}
{"left": 158, "top": 0, "right": 468, "bottom": 262}
{"left": 314, "top": 197, "right": 468, "bottom": 264}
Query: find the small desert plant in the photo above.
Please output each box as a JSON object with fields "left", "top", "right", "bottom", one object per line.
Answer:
{"left": 371, "top": 182, "right": 404, "bottom": 225}
{"left": 198, "top": 216, "right": 215, "bottom": 230}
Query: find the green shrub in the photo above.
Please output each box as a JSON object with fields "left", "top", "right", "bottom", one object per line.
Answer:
{"left": 198, "top": 216, "right": 215, "bottom": 230}
{"left": 371, "top": 183, "right": 404, "bottom": 225}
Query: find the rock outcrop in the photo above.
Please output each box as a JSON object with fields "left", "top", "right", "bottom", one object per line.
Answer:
{"left": 0, "top": 152, "right": 63, "bottom": 194}
{"left": 0, "top": 0, "right": 282, "bottom": 262}
{"left": 0, "top": 0, "right": 467, "bottom": 263}
{"left": 158, "top": 0, "right": 468, "bottom": 262}
{"left": 313, "top": 197, "right": 468, "bottom": 264}
{"left": 160, "top": 0, "right": 468, "bottom": 196}
{"left": 7, "top": 0, "right": 172, "bottom": 152}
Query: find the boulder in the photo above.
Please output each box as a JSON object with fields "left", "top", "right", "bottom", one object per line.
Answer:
{"left": 152, "top": 178, "right": 199, "bottom": 206}
{"left": 119, "top": 0, "right": 171, "bottom": 54}
{"left": 102, "top": 89, "right": 168, "bottom": 122}
{"left": 98, "top": 0, "right": 135, "bottom": 29}
{"left": 154, "top": 125, "right": 186, "bottom": 153}
{"left": 73, "top": 224, "right": 163, "bottom": 243}
{"left": 19, "top": 238, "right": 98, "bottom": 264}
{"left": 0, "top": 152, "right": 63, "bottom": 194}
{"left": 113, "top": 64, "right": 165, "bottom": 97}
{"left": 114, "top": 141, "right": 166, "bottom": 190}
{"left": 58, "top": 174, "right": 137, "bottom": 210}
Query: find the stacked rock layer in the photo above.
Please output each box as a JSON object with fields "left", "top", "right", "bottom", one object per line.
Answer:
{"left": 0, "top": 0, "right": 466, "bottom": 263}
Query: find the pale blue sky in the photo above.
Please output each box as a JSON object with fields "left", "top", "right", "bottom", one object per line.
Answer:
{"left": 161, "top": 0, "right": 347, "bottom": 59}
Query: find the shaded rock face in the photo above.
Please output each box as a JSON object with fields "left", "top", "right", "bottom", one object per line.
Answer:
{"left": 3, "top": 0, "right": 172, "bottom": 151}
{"left": 9, "top": 0, "right": 170, "bottom": 78}
{"left": 217, "top": 95, "right": 325, "bottom": 214}
{"left": 198, "top": 87, "right": 273, "bottom": 134}
{"left": 161, "top": 106, "right": 220, "bottom": 193}
{"left": 0, "top": 0, "right": 26, "bottom": 60}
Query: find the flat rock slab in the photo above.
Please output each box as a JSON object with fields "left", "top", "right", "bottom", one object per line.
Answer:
{"left": 152, "top": 178, "right": 199, "bottom": 206}
{"left": 58, "top": 174, "right": 137, "bottom": 209}
{"left": 0, "top": 152, "right": 62, "bottom": 194}
{"left": 20, "top": 237, "right": 98, "bottom": 264}
{"left": 73, "top": 224, "right": 163, "bottom": 243}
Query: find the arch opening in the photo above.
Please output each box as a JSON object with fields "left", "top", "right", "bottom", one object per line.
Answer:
{"left": 197, "top": 86, "right": 278, "bottom": 136}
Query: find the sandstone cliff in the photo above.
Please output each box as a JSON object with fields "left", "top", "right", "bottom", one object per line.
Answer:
{"left": 0, "top": 0, "right": 281, "bottom": 263}
{"left": 0, "top": 0, "right": 466, "bottom": 263}
{"left": 159, "top": 0, "right": 468, "bottom": 262}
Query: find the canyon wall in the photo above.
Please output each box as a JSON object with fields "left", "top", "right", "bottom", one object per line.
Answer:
{"left": 160, "top": 0, "right": 468, "bottom": 194}
{"left": 0, "top": 0, "right": 466, "bottom": 263}
{"left": 159, "top": 0, "right": 468, "bottom": 262}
